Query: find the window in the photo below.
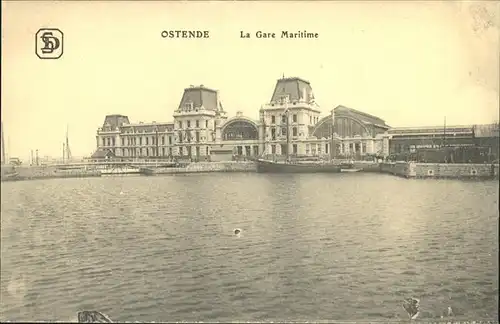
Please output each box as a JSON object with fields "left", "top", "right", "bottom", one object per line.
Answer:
{"left": 169, "top": 136, "right": 172, "bottom": 145}
{"left": 325, "top": 144, "right": 329, "bottom": 154}
{"left": 139, "top": 137, "right": 142, "bottom": 145}
{"left": 179, "top": 147, "right": 184, "bottom": 155}
{"left": 271, "top": 116, "right": 276, "bottom": 124}
{"left": 169, "top": 147, "right": 173, "bottom": 156}
{"left": 271, "top": 145, "right": 276, "bottom": 154}
{"left": 196, "top": 120, "right": 199, "bottom": 128}
{"left": 293, "top": 144, "right": 297, "bottom": 154}
{"left": 292, "top": 127, "right": 297, "bottom": 137}
{"left": 310, "top": 116, "right": 312, "bottom": 124}
{"left": 281, "top": 128, "right": 286, "bottom": 136}
{"left": 121, "top": 138, "right": 125, "bottom": 146}
{"left": 162, "top": 136, "right": 165, "bottom": 145}
{"left": 293, "top": 114, "right": 297, "bottom": 123}
{"left": 271, "top": 128, "right": 276, "bottom": 140}
{"left": 145, "top": 137, "right": 149, "bottom": 145}
{"left": 178, "top": 121, "right": 182, "bottom": 129}
{"left": 187, "top": 120, "right": 191, "bottom": 128}
{"left": 196, "top": 131, "right": 200, "bottom": 142}
{"left": 162, "top": 147, "right": 165, "bottom": 156}
{"left": 281, "top": 115, "right": 286, "bottom": 124}
{"left": 206, "top": 147, "right": 209, "bottom": 155}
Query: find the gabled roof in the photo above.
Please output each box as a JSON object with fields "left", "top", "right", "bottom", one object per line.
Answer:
{"left": 91, "top": 149, "right": 115, "bottom": 159}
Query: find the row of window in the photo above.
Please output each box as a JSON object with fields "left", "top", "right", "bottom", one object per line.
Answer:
{"left": 270, "top": 126, "right": 299, "bottom": 140}
{"left": 101, "top": 135, "right": 174, "bottom": 147}
{"left": 118, "top": 146, "right": 211, "bottom": 157}
{"left": 269, "top": 114, "right": 320, "bottom": 125}
{"left": 177, "top": 119, "right": 210, "bottom": 129}
{"left": 177, "top": 130, "right": 215, "bottom": 143}
{"left": 113, "top": 141, "right": 371, "bottom": 157}
{"left": 340, "top": 142, "right": 367, "bottom": 153}
{"left": 120, "top": 147, "right": 173, "bottom": 157}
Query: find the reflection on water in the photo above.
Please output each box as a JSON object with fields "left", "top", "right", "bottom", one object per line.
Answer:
{"left": 1, "top": 173, "right": 498, "bottom": 322}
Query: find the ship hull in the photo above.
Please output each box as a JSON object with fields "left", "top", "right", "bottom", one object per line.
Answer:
{"left": 255, "top": 159, "right": 341, "bottom": 173}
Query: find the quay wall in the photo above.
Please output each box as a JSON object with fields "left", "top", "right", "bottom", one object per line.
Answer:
{"left": 380, "top": 162, "right": 409, "bottom": 176}
{"left": 152, "top": 161, "right": 256, "bottom": 175}
{"left": 1, "top": 165, "right": 101, "bottom": 182}
{"left": 380, "top": 162, "right": 499, "bottom": 179}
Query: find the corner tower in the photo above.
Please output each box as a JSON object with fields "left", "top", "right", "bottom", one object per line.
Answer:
{"left": 173, "top": 85, "right": 227, "bottom": 159}
{"left": 259, "top": 76, "right": 322, "bottom": 156}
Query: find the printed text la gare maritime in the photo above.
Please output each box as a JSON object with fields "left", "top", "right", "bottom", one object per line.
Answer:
{"left": 160, "top": 30, "right": 319, "bottom": 39}
{"left": 240, "top": 30, "right": 319, "bottom": 39}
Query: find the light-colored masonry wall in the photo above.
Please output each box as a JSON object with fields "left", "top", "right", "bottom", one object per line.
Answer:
{"left": 381, "top": 162, "right": 499, "bottom": 179}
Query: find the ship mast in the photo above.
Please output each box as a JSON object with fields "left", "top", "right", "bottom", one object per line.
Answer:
{"left": 284, "top": 97, "right": 290, "bottom": 163}
{"left": 65, "top": 125, "right": 72, "bottom": 161}
{"left": 330, "top": 120, "right": 334, "bottom": 161}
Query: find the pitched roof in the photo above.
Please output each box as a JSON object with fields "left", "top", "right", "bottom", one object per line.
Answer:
{"left": 102, "top": 115, "right": 130, "bottom": 128}
{"left": 178, "top": 85, "right": 222, "bottom": 111}
{"left": 334, "top": 105, "right": 389, "bottom": 128}
{"left": 121, "top": 122, "right": 174, "bottom": 133}
{"left": 91, "top": 149, "right": 115, "bottom": 159}
{"left": 270, "top": 77, "right": 315, "bottom": 103}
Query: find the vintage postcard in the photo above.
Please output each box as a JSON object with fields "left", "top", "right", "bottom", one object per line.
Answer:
{"left": 1, "top": 1, "right": 499, "bottom": 323}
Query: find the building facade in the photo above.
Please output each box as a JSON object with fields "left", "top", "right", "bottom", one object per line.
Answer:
{"left": 92, "top": 77, "right": 498, "bottom": 162}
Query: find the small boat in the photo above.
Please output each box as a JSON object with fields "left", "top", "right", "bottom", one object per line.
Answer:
{"left": 339, "top": 161, "right": 362, "bottom": 173}
{"left": 340, "top": 168, "right": 362, "bottom": 173}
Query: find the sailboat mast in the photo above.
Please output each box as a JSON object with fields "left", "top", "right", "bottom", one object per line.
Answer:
{"left": 330, "top": 122, "right": 333, "bottom": 161}
{"left": 65, "top": 125, "right": 72, "bottom": 161}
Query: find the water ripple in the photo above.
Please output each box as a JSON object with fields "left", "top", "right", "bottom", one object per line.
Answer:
{"left": 1, "top": 174, "right": 498, "bottom": 322}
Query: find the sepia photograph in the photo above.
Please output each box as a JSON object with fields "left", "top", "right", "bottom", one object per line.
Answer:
{"left": 1, "top": 0, "right": 499, "bottom": 322}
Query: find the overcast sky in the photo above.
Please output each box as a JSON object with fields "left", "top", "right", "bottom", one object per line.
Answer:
{"left": 2, "top": 1, "right": 499, "bottom": 160}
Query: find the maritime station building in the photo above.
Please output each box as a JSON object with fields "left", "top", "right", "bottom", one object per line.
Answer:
{"left": 92, "top": 77, "right": 499, "bottom": 162}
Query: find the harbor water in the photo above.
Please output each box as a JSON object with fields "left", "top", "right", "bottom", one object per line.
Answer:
{"left": 0, "top": 173, "right": 498, "bottom": 322}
